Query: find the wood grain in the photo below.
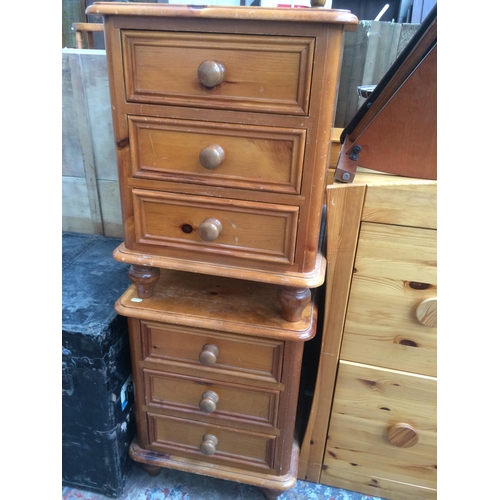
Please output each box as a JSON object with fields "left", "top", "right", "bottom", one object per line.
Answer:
{"left": 129, "top": 116, "right": 306, "bottom": 194}
{"left": 361, "top": 180, "right": 436, "bottom": 229}
{"left": 354, "top": 222, "right": 436, "bottom": 283}
{"left": 131, "top": 188, "right": 299, "bottom": 265}
{"left": 299, "top": 173, "right": 437, "bottom": 498}
{"left": 148, "top": 412, "right": 276, "bottom": 473}
{"left": 91, "top": 6, "right": 352, "bottom": 281}
{"left": 122, "top": 30, "right": 315, "bottom": 115}
{"left": 318, "top": 467, "right": 437, "bottom": 500}
{"left": 340, "top": 222, "right": 436, "bottom": 376}
{"left": 298, "top": 183, "right": 366, "bottom": 482}
{"left": 143, "top": 369, "right": 280, "bottom": 428}
{"left": 87, "top": 3, "right": 359, "bottom": 26}
{"left": 115, "top": 269, "right": 317, "bottom": 342}
{"left": 321, "top": 361, "right": 436, "bottom": 489}
{"left": 129, "top": 437, "right": 301, "bottom": 491}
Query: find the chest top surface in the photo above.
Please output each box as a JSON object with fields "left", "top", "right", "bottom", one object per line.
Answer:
{"left": 87, "top": 3, "right": 358, "bottom": 25}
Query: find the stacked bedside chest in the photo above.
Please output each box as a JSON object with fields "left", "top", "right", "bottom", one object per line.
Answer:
{"left": 115, "top": 270, "right": 317, "bottom": 497}
{"left": 86, "top": 3, "right": 357, "bottom": 498}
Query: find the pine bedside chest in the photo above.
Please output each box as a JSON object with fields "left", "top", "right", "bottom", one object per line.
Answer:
{"left": 86, "top": 2, "right": 358, "bottom": 322}
{"left": 114, "top": 269, "right": 318, "bottom": 499}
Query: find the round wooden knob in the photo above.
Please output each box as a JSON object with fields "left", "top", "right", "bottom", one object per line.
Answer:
{"left": 199, "top": 390, "right": 219, "bottom": 413}
{"left": 387, "top": 423, "right": 419, "bottom": 448}
{"left": 198, "top": 218, "right": 222, "bottom": 242}
{"left": 199, "top": 344, "right": 219, "bottom": 366}
{"left": 199, "top": 145, "right": 225, "bottom": 170}
{"left": 415, "top": 298, "right": 437, "bottom": 327}
{"left": 200, "top": 434, "right": 218, "bottom": 456}
{"left": 198, "top": 61, "right": 225, "bottom": 88}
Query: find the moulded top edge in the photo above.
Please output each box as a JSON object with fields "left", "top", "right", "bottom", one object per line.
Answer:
{"left": 86, "top": 3, "right": 358, "bottom": 25}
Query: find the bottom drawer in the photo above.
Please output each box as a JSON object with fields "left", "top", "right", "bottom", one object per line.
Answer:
{"left": 321, "top": 361, "right": 436, "bottom": 496}
{"left": 147, "top": 413, "right": 276, "bottom": 473}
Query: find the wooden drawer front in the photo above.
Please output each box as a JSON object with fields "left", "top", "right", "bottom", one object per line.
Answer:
{"left": 129, "top": 116, "right": 306, "bottom": 195}
{"left": 122, "top": 31, "right": 314, "bottom": 115}
{"left": 144, "top": 369, "right": 279, "bottom": 428}
{"left": 341, "top": 222, "right": 437, "bottom": 376}
{"left": 322, "top": 361, "right": 436, "bottom": 490}
{"left": 141, "top": 321, "right": 284, "bottom": 384}
{"left": 133, "top": 189, "right": 299, "bottom": 265}
{"left": 362, "top": 181, "right": 437, "bottom": 229}
{"left": 148, "top": 413, "right": 276, "bottom": 472}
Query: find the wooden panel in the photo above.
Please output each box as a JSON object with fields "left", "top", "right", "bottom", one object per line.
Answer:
{"left": 342, "top": 274, "right": 437, "bottom": 377}
{"left": 319, "top": 467, "right": 436, "bottom": 500}
{"left": 341, "top": 221, "right": 436, "bottom": 376}
{"left": 298, "top": 183, "right": 366, "bottom": 482}
{"left": 132, "top": 189, "right": 299, "bottom": 264}
{"left": 62, "top": 49, "right": 120, "bottom": 238}
{"left": 116, "top": 270, "right": 317, "bottom": 343}
{"left": 67, "top": 51, "right": 103, "bottom": 234}
{"left": 62, "top": 176, "right": 93, "bottom": 234}
{"left": 79, "top": 51, "right": 118, "bottom": 181}
{"left": 144, "top": 369, "right": 279, "bottom": 428}
{"left": 97, "top": 179, "right": 123, "bottom": 238}
{"left": 346, "top": 43, "right": 437, "bottom": 180}
{"left": 362, "top": 180, "right": 437, "bottom": 229}
{"left": 321, "top": 361, "right": 436, "bottom": 491}
{"left": 328, "top": 127, "right": 342, "bottom": 168}
{"left": 148, "top": 412, "right": 276, "bottom": 472}
{"left": 122, "top": 31, "right": 315, "bottom": 115}
{"left": 62, "top": 51, "right": 85, "bottom": 178}
{"left": 141, "top": 321, "right": 284, "bottom": 384}
{"left": 353, "top": 222, "right": 436, "bottom": 284}
{"left": 129, "top": 116, "right": 306, "bottom": 194}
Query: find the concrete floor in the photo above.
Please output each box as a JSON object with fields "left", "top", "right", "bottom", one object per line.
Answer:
{"left": 62, "top": 461, "right": 385, "bottom": 500}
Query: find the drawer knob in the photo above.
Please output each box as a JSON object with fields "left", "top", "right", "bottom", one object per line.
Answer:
{"left": 387, "top": 423, "right": 419, "bottom": 448}
{"left": 199, "top": 144, "right": 225, "bottom": 170}
{"left": 198, "top": 218, "right": 223, "bottom": 242}
{"left": 199, "top": 390, "right": 219, "bottom": 413}
{"left": 200, "top": 434, "right": 218, "bottom": 456}
{"left": 199, "top": 344, "right": 219, "bottom": 366}
{"left": 198, "top": 60, "right": 225, "bottom": 88}
{"left": 415, "top": 297, "right": 437, "bottom": 327}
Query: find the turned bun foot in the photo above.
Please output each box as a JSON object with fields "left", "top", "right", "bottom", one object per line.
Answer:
{"left": 277, "top": 286, "right": 311, "bottom": 322}
{"left": 128, "top": 265, "right": 160, "bottom": 298}
{"left": 261, "top": 488, "right": 283, "bottom": 500}
{"left": 141, "top": 463, "right": 162, "bottom": 476}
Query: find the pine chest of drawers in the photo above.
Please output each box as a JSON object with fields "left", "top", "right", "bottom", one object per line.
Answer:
{"left": 299, "top": 173, "right": 437, "bottom": 500}
{"left": 87, "top": 3, "right": 358, "bottom": 320}
{"left": 114, "top": 269, "right": 318, "bottom": 496}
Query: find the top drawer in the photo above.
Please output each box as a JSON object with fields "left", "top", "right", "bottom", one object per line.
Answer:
{"left": 121, "top": 30, "right": 315, "bottom": 115}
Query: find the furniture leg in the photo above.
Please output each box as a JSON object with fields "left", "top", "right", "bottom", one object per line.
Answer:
{"left": 128, "top": 265, "right": 160, "bottom": 298}
{"left": 261, "top": 488, "right": 283, "bottom": 500}
{"left": 277, "top": 286, "right": 311, "bottom": 322}
{"left": 141, "top": 463, "right": 162, "bottom": 476}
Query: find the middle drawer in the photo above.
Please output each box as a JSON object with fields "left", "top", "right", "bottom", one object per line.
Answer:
{"left": 144, "top": 369, "right": 280, "bottom": 428}
{"left": 129, "top": 116, "right": 306, "bottom": 195}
